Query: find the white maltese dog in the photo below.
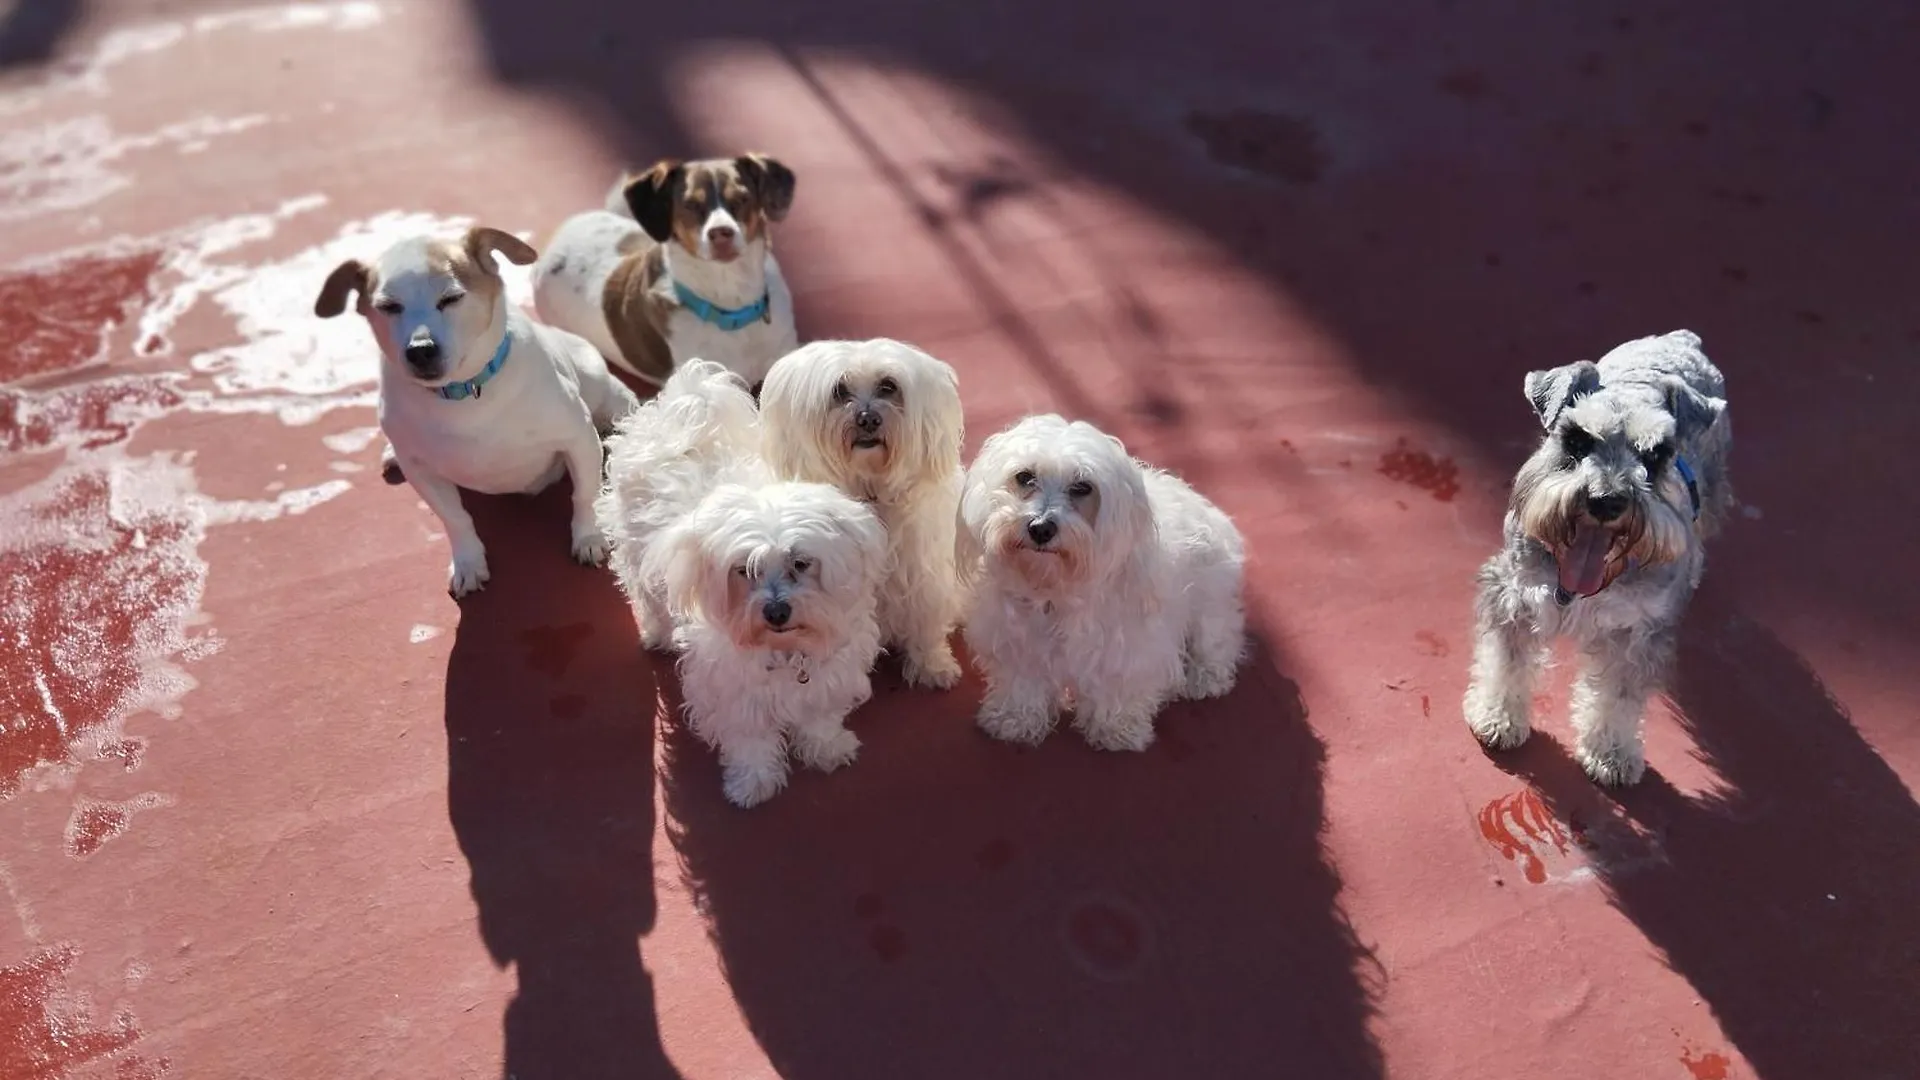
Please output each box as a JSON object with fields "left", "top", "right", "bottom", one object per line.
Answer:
{"left": 597, "top": 361, "right": 890, "bottom": 808}
{"left": 758, "top": 338, "right": 967, "bottom": 690}
{"left": 957, "top": 414, "right": 1248, "bottom": 751}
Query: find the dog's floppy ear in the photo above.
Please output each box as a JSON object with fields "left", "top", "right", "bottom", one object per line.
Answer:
{"left": 314, "top": 259, "right": 372, "bottom": 318}
{"left": 464, "top": 226, "right": 538, "bottom": 274}
{"left": 734, "top": 153, "right": 796, "bottom": 222}
{"left": 641, "top": 519, "right": 711, "bottom": 619}
{"left": 623, "top": 160, "right": 683, "bottom": 244}
{"left": 1523, "top": 360, "right": 1602, "bottom": 430}
{"left": 1664, "top": 377, "right": 1726, "bottom": 443}
{"left": 953, "top": 468, "right": 991, "bottom": 595}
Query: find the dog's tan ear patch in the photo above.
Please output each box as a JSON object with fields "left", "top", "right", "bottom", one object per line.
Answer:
{"left": 622, "top": 160, "right": 683, "bottom": 244}
{"left": 464, "top": 226, "right": 538, "bottom": 271}
{"left": 314, "top": 259, "right": 372, "bottom": 318}
{"left": 735, "top": 153, "right": 796, "bottom": 222}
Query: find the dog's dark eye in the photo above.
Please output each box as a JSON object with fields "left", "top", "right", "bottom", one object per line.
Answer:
{"left": 436, "top": 293, "right": 463, "bottom": 311}
{"left": 373, "top": 298, "right": 402, "bottom": 315}
{"left": 1639, "top": 442, "right": 1674, "bottom": 474}
{"left": 1067, "top": 480, "right": 1095, "bottom": 498}
{"left": 831, "top": 380, "right": 851, "bottom": 403}
{"left": 791, "top": 557, "right": 812, "bottom": 574}
{"left": 875, "top": 377, "right": 899, "bottom": 398}
{"left": 1559, "top": 425, "right": 1595, "bottom": 464}
{"left": 731, "top": 564, "right": 750, "bottom": 578}
{"left": 1014, "top": 470, "right": 1037, "bottom": 488}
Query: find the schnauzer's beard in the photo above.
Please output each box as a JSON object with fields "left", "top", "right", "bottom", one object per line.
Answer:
{"left": 983, "top": 511, "right": 1092, "bottom": 594}
{"left": 1511, "top": 465, "right": 1692, "bottom": 598}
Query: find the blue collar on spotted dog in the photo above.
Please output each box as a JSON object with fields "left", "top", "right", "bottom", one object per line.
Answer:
{"left": 1674, "top": 455, "right": 1700, "bottom": 519}
{"left": 673, "top": 279, "right": 770, "bottom": 331}
{"left": 434, "top": 331, "right": 512, "bottom": 401}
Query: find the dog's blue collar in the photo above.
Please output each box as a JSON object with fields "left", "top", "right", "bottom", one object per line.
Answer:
{"left": 434, "top": 331, "right": 512, "bottom": 401}
{"left": 673, "top": 280, "right": 769, "bottom": 331}
{"left": 1674, "top": 455, "right": 1700, "bottom": 519}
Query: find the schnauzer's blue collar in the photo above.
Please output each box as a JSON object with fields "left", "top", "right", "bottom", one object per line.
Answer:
{"left": 1674, "top": 455, "right": 1700, "bottom": 519}
{"left": 434, "top": 331, "right": 512, "bottom": 401}
{"left": 673, "top": 280, "right": 769, "bottom": 331}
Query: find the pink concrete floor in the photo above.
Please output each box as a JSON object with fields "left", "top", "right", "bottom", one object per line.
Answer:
{"left": 2, "top": 1, "right": 1917, "bottom": 1078}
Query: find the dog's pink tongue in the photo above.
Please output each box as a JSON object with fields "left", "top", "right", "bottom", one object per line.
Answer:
{"left": 1558, "top": 524, "right": 1613, "bottom": 598}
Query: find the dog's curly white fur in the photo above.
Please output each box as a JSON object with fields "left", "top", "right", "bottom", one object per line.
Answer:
{"left": 1463, "top": 329, "right": 1733, "bottom": 786}
{"left": 597, "top": 361, "right": 888, "bottom": 808}
{"left": 956, "top": 415, "right": 1247, "bottom": 751}
{"left": 758, "top": 338, "right": 966, "bottom": 690}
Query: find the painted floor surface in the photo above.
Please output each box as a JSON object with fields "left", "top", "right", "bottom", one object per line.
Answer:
{"left": 2, "top": 2, "right": 1917, "bottom": 1078}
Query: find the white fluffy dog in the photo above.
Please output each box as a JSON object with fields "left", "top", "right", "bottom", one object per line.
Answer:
{"left": 597, "top": 361, "right": 890, "bottom": 808}
{"left": 758, "top": 338, "right": 966, "bottom": 690}
{"left": 957, "top": 415, "right": 1248, "bottom": 751}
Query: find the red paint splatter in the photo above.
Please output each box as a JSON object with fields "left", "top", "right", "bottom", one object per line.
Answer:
{"left": 1378, "top": 439, "right": 1460, "bottom": 501}
{"left": 1413, "top": 630, "right": 1450, "bottom": 657}
{"left": 520, "top": 623, "right": 594, "bottom": 679}
{"left": 1477, "top": 789, "right": 1573, "bottom": 885}
{"left": 0, "top": 378, "right": 185, "bottom": 455}
{"left": 868, "top": 924, "right": 907, "bottom": 962}
{"left": 64, "top": 795, "right": 168, "bottom": 859}
{"left": 1420, "top": 694, "right": 1431, "bottom": 718}
{"left": 0, "top": 250, "right": 163, "bottom": 384}
{"left": 0, "top": 462, "right": 207, "bottom": 799}
{"left": 1680, "top": 1047, "right": 1731, "bottom": 1080}
{"left": 0, "top": 944, "right": 155, "bottom": 1078}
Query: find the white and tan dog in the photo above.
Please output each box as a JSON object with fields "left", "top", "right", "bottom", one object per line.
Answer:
{"left": 315, "top": 227, "right": 639, "bottom": 597}
{"left": 598, "top": 361, "right": 889, "bottom": 808}
{"left": 532, "top": 155, "right": 798, "bottom": 390}
{"left": 957, "top": 415, "right": 1247, "bottom": 751}
{"left": 758, "top": 338, "right": 967, "bottom": 689}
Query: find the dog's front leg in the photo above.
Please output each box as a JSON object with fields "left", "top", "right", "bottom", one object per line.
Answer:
{"left": 1073, "top": 676, "right": 1168, "bottom": 753}
{"left": 790, "top": 687, "right": 866, "bottom": 774}
{"left": 407, "top": 467, "right": 489, "bottom": 598}
{"left": 894, "top": 575, "right": 962, "bottom": 689}
{"left": 561, "top": 436, "right": 610, "bottom": 566}
{"left": 1570, "top": 626, "right": 1673, "bottom": 787}
{"left": 1463, "top": 574, "right": 1539, "bottom": 751}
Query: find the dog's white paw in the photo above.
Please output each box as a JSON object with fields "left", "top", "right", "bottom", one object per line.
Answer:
{"left": 977, "top": 702, "right": 1053, "bottom": 745}
{"left": 1575, "top": 740, "right": 1647, "bottom": 787}
{"left": 721, "top": 761, "right": 788, "bottom": 808}
{"left": 1076, "top": 710, "right": 1157, "bottom": 753}
{"left": 903, "top": 643, "right": 963, "bottom": 690}
{"left": 571, "top": 525, "right": 611, "bottom": 567}
{"left": 793, "top": 725, "right": 861, "bottom": 773}
{"left": 1463, "top": 685, "right": 1532, "bottom": 751}
{"left": 448, "top": 551, "right": 491, "bottom": 598}
{"left": 1182, "top": 662, "right": 1238, "bottom": 701}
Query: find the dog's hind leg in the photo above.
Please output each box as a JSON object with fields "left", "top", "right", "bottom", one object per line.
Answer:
{"left": 561, "top": 436, "right": 611, "bottom": 566}
{"left": 1569, "top": 626, "right": 1673, "bottom": 786}
{"left": 1181, "top": 596, "right": 1247, "bottom": 700}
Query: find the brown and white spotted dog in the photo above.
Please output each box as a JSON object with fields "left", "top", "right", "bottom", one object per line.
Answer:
{"left": 531, "top": 154, "right": 799, "bottom": 392}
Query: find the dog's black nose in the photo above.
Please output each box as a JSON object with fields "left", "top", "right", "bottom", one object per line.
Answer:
{"left": 1587, "top": 493, "right": 1628, "bottom": 522}
{"left": 854, "top": 410, "right": 882, "bottom": 433}
{"left": 762, "top": 599, "right": 792, "bottom": 627}
{"left": 405, "top": 341, "right": 440, "bottom": 366}
{"left": 708, "top": 225, "right": 737, "bottom": 243}
{"left": 1026, "top": 518, "right": 1058, "bottom": 546}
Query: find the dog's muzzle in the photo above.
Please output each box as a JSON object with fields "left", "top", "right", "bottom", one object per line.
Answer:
{"left": 761, "top": 598, "right": 793, "bottom": 629}
{"left": 1025, "top": 517, "right": 1058, "bottom": 547}
{"left": 405, "top": 332, "right": 442, "bottom": 375}
{"left": 851, "top": 410, "right": 883, "bottom": 448}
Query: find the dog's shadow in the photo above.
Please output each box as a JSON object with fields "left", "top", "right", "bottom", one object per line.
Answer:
{"left": 443, "top": 486, "right": 685, "bottom": 1080}
{"left": 1493, "top": 589, "right": 1920, "bottom": 1079}
{"left": 656, "top": 629, "right": 1386, "bottom": 1079}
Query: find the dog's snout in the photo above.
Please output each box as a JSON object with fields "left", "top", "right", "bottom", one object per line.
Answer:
{"left": 1026, "top": 518, "right": 1059, "bottom": 546}
{"left": 1587, "top": 493, "right": 1629, "bottom": 523}
{"left": 761, "top": 599, "right": 792, "bottom": 627}
{"left": 404, "top": 341, "right": 440, "bottom": 367}
{"left": 853, "top": 409, "right": 882, "bottom": 433}
{"left": 707, "top": 225, "right": 737, "bottom": 243}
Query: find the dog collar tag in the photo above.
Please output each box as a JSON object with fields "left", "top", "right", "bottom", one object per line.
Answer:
{"left": 796, "top": 668, "right": 810, "bottom": 685}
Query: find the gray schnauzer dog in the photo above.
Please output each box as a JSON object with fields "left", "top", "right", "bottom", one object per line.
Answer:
{"left": 1463, "top": 329, "right": 1733, "bottom": 786}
